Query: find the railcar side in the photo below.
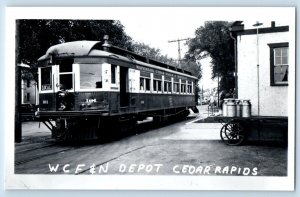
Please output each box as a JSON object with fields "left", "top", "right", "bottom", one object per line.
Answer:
{"left": 36, "top": 39, "right": 198, "bottom": 140}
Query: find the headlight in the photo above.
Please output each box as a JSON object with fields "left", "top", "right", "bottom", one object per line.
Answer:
{"left": 58, "top": 92, "right": 66, "bottom": 97}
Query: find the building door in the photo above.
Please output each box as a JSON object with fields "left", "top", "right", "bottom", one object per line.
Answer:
{"left": 120, "top": 66, "right": 129, "bottom": 107}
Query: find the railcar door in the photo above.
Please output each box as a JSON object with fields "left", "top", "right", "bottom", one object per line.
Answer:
{"left": 56, "top": 59, "right": 75, "bottom": 111}
{"left": 120, "top": 66, "right": 129, "bottom": 107}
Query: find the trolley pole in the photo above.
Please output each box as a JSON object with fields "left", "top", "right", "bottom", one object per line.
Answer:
{"left": 168, "top": 38, "right": 189, "bottom": 69}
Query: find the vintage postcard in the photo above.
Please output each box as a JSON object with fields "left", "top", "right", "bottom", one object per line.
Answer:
{"left": 5, "top": 7, "right": 295, "bottom": 190}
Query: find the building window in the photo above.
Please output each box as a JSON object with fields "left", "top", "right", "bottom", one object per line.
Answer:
{"left": 269, "top": 43, "right": 289, "bottom": 86}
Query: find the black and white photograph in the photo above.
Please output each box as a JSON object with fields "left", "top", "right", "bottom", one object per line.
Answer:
{"left": 4, "top": 7, "right": 295, "bottom": 190}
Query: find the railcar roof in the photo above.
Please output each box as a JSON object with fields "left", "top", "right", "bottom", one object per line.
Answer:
{"left": 38, "top": 40, "right": 102, "bottom": 61}
{"left": 38, "top": 40, "right": 195, "bottom": 77}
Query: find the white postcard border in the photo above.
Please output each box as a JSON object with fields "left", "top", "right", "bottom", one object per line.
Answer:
{"left": 5, "top": 7, "right": 295, "bottom": 190}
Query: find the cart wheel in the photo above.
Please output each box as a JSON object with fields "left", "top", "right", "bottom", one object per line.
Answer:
{"left": 220, "top": 121, "right": 245, "bottom": 146}
{"left": 220, "top": 124, "right": 229, "bottom": 142}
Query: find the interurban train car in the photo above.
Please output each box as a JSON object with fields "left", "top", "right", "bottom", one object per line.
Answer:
{"left": 36, "top": 36, "right": 198, "bottom": 140}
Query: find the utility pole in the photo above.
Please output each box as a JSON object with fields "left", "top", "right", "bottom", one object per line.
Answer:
{"left": 253, "top": 21, "right": 263, "bottom": 116}
{"left": 168, "top": 38, "right": 189, "bottom": 69}
{"left": 202, "top": 85, "right": 204, "bottom": 105}
{"left": 15, "top": 63, "right": 30, "bottom": 143}
{"left": 15, "top": 65, "right": 22, "bottom": 143}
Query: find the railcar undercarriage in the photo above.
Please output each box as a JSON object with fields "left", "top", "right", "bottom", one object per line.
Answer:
{"left": 39, "top": 107, "right": 194, "bottom": 141}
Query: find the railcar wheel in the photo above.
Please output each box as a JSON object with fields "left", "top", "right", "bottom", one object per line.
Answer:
{"left": 220, "top": 121, "right": 245, "bottom": 146}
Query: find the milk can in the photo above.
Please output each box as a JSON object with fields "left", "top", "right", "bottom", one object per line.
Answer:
{"left": 235, "top": 99, "right": 242, "bottom": 117}
{"left": 222, "top": 99, "right": 228, "bottom": 117}
{"left": 226, "top": 98, "right": 236, "bottom": 117}
{"left": 241, "top": 100, "right": 251, "bottom": 117}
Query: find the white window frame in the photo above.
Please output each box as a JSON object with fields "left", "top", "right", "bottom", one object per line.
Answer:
{"left": 58, "top": 64, "right": 74, "bottom": 92}
{"left": 39, "top": 66, "right": 57, "bottom": 94}
{"left": 142, "top": 77, "right": 151, "bottom": 93}
{"left": 76, "top": 63, "right": 104, "bottom": 92}
{"left": 268, "top": 42, "right": 289, "bottom": 86}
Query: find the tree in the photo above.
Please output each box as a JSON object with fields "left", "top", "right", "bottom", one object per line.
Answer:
{"left": 132, "top": 41, "right": 202, "bottom": 79}
{"left": 131, "top": 42, "right": 161, "bottom": 59}
{"left": 180, "top": 60, "right": 202, "bottom": 79}
{"left": 186, "top": 21, "right": 235, "bottom": 92}
{"left": 16, "top": 19, "right": 133, "bottom": 81}
{"left": 16, "top": 20, "right": 202, "bottom": 83}
{"left": 131, "top": 41, "right": 176, "bottom": 64}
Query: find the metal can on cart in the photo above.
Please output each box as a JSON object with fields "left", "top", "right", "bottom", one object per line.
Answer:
{"left": 241, "top": 99, "right": 251, "bottom": 117}
{"left": 235, "top": 99, "right": 242, "bottom": 117}
{"left": 227, "top": 98, "right": 236, "bottom": 117}
{"left": 222, "top": 99, "right": 228, "bottom": 116}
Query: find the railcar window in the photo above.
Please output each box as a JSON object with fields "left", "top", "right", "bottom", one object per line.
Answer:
{"left": 60, "top": 74, "right": 73, "bottom": 90}
{"left": 173, "top": 83, "right": 176, "bottom": 93}
{"left": 152, "top": 79, "right": 162, "bottom": 92}
{"left": 111, "top": 64, "right": 117, "bottom": 84}
{"left": 167, "top": 82, "right": 172, "bottom": 93}
{"left": 140, "top": 78, "right": 145, "bottom": 91}
{"left": 80, "top": 64, "right": 102, "bottom": 89}
{"left": 187, "top": 85, "right": 192, "bottom": 93}
{"left": 59, "top": 62, "right": 72, "bottom": 72}
{"left": 174, "top": 83, "right": 179, "bottom": 93}
{"left": 164, "top": 81, "right": 167, "bottom": 92}
{"left": 59, "top": 60, "right": 73, "bottom": 90}
{"left": 145, "top": 78, "right": 150, "bottom": 91}
{"left": 153, "top": 80, "right": 157, "bottom": 91}
{"left": 41, "top": 67, "right": 52, "bottom": 91}
{"left": 181, "top": 84, "right": 186, "bottom": 93}
{"left": 157, "top": 80, "right": 162, "bottom": 92}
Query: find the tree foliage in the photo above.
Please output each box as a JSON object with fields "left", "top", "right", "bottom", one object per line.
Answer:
{"left": 16, "top": 20, "right": 202, "bottom": 82}
{"left": 131, "top": 42, "right": 161, "bottom": 59}
{"left": 132, "top": 41, "right": 202, "bottom": 79}
{"left": 181, "top": 60, "right": 202, "bottom": 80}
{"left": 186, "top": 21, "right": 235, "bottom": 91}
{"left": 16, "top": 20, "right": 133, "bottom": 82}
{"left": 16, "top": 20, "right": 133, "bottom": 66}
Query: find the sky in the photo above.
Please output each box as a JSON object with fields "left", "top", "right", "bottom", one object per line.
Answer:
{"left": 120, "top": 18, "right": 217, "bottom": 90}
{"left": 120, "top": 18, "right": 289, "bottom": 91}
{"left": 120, "top": 18, "right": 202, "bottom": 59}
